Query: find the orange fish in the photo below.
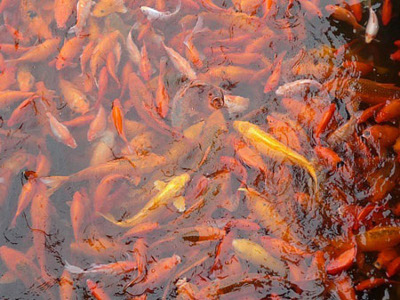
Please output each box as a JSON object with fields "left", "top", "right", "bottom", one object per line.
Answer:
{"left": 155, "top": 57, "right": 169, "bottom": 118}
{"left": 96, "top": 66, "right": 109, "bottom": 107}
{"left": 111, "top": 98, "right": 133, "bottom": 152}
{"left": 382, "top": 0, "right": 392, "bottom": 26}
{"left": 71, "top": 190, "right": 87, "bottom": 241}
{"left": 55, "top": 0, "right": 77, "bottom": 29}
{"left": 56, "top": 36, "right": 85, "bottom": 70}
{"left": 59, "top": 78, "right": 90, "bottom": 114}
{"left": 59, "top": 270, "right": 74, "bottom": 300}
{"left": 92, "top": 0, "right": 127, "bottom": 17}
{"left": 349, "top": 0, "right": 362, "bottom": 22}
{"left": 90, "top": 31, "right": 123, "bottom": 78}
{"left": 17, "top": 66, "right": 35, "bottom": 92}
{"left": 10, "top": 179, "right": 37, "bottom": 228}
{"left": 87, "top": 279, "right": 112, "bottom": 300}
{"left": 106, "top": 48, "right": 121, "bottom": 86}
{"left": 80, "top": 40, "right": 96, "bottom": 76}
{"left": 31, "top": 182, "right": 53, "bottom": 281}
{"left": 126, "top": 254, "right": 181, "bottom": 292}
{"left": 0, "top": 246, "right": 41, "bottom": 288}
{"left": 10, "top": 38, "right": 60, "bottom": 64}
{"left": 264, "top": 52, "right": 286, "bottom": 93}
{"left": 139, "top": 42, "right": 153, "bottom": 81}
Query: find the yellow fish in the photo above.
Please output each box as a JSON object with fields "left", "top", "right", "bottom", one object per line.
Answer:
{"left": 93, "top": 0, "right": 127, "bottom": 17}
{"left": 100, "top": 173, "right": 190, "bottom": 227}
{"left": 233, "top": 121, "right": 318, "bottom": 188}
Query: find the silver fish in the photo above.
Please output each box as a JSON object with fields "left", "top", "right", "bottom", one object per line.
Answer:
{"left": 276, "top": 79, "right": 323, "bottom": 97}
{"left": 365, "top": 1, "right": 379, "bottom": 44}
{"left": 141, "top": 0, "right": 181, "bottom": 21}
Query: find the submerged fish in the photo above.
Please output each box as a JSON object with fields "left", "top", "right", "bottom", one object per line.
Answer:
{"left": 365, "top": 0, "right": 379, "bottom": 43}
{"left": 141, "top": 0, "right": 182, "bottom": 21}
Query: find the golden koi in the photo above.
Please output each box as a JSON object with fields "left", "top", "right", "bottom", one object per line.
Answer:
{"left": 100, "top": 173, "right": 190, "bottom": 227}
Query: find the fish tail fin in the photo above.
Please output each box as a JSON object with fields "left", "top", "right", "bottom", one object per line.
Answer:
{"left": 64, "top": 260, "right": 86, "bottom": 274}
{"left": 40, "top": 176, "right": 69, "bottom": 195}
{"left": 97, "top": 212, "right": 120, "bottom": 225}
{"left": 9, "top": 215, "right": 18, "bottom": 229}
{"left": 175, "top": 0, "right": 182, "bottom": 13}
{"left": 67, "top": 25, "right": 77, "bottom": 35}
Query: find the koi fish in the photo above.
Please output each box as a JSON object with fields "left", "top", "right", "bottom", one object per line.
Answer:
{"left": 365, "top": 0, "right": 379, "bottom": 43}
{"left": 87, "top": 105, "right": 107, "bottom": 142}
{"left": 126, "top": 24, "right": 141, "bottom": 66}
{"left": 276, "top": 79, "right": 323, "bottom": 97}
{"left": 325, "top": 5, "right": 364, "bottom": 32}
{"left": 92, "top": 0, "right": 127, "bottom": 17}
{"left": 8, "top": 38, "right": 60, "bottom": 64}
{"left": 65, "top": 260, "right": 137, "bottom": 275}
{"left": 59, "top": 78, "right": 90, "bottom": 114}
{"left": 382, "top": 0, "right": 392, "bottom": 26}
{"left": 100, "top": 173, "right": 190, "bottom": 227}
{"left": 56, "top": 37, "right": 85, "bottom": 70}
{"left": 141, "top": 0, "right": 181, "bottom": 21}
{"left": 162, "top": 42, "right": 197, "bottom": 80}
{"left": 46, "top": 112, "right": 77, "bottom": 149}
{"left": 54, "top": 0, "right": 77, "bottom": 29}
{"left": 233, "top": 121, "right": 318, "bottom": 187}
{"left": 41, "top": 154, "right": 166, "bottom": 193}
{"left": 69, "top": 0, "right": 93, "bottom": 35}
{"left": 232, "top": 239, "right": 287, "bottom": 276}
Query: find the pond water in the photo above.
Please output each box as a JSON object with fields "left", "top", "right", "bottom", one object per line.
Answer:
{"left": 0, "top": 0, "right": 400, "bottom": 299}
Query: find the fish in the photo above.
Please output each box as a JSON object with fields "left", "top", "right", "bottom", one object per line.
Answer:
{"left": 162, "top": 42, "right": 197, "bottom": 80}
{"left": 46, "top": 112, "right": 78, "bottom": 149}
{"left": 69, "top": 0, "right": 93, "bottom": 35}
{"left": 232, "top": 239, "right": 287, "bottom": 276}
{"left": 365, "top": 0, "right": 379, "bottom": 43}
{"left": 126, "top": 24, "right": 141, "bottom": 66}
{"left": 141, "top": 0, "right": 182, "bottom": 21}
{"left": 382, "top": 0, "right": 392, "bottom": 26}
{"left": 41, "top": 154, "right": 166, "bottom": 193}
{"left": 275, "top": 79, "right": 323, "bottom": 97}
{"left": 54, "top": 0, "right": 77, "bottom": 29}
{"left": 65, "top": 260, "right": 137, "bottom": 275}
{"left": 56, "top": 37, "right": 85, "bottom": 70}
{"left": 92, "top": 0, "right": 127, "bottom": 17}
{"left": 100, "top": 173, "right": 190, "bottom": 227}
{"left": 59, "top": 78, "right": 90, "bottom": 114}
{"left": 233, "top": 121, "right": 318, "bottom": 187}
{"left": 325, "top": 5, "right": 364, "bottom": 32}
{"left": 87, "top": 105, "right": 107, "bottom": 142}
{"left": 8, "top": 38, "right": 61, "bottom": 64}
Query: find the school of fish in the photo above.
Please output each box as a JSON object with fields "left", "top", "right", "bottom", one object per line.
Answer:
{"left": 0, "top": 0, "right": 399, "bottom": 299}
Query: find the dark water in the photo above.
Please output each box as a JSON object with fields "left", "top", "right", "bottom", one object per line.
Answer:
{"left": 0, "top": 0, "right": 400, "bottom": 299}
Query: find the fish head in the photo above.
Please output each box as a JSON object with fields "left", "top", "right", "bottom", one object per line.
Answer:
{"left": 171, "top": 80, "right": 226, "bottom": 129}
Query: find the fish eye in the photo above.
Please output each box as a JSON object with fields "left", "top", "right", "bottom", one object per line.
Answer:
{"left": 210, "top": 96, "right": 224, "bottom": 109}
{"left": 27, "top": 10, "right": 37, "bottom": 19}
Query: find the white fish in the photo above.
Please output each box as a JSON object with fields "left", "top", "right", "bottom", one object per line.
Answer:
{"left": 365, "top": 0, "right": 379, "bottom": 44}
{"left": 141, "top": 0, "right": 181, "bottom": 21}
{"left": 126, "top": 24, "right": 141, "bottom": 66}
{"left": 162, "top": 42, "right": 197, "bottom": 80}
{"left": 68, "top": 0, "right": 93, "bottom": 35}
{"left": 276, "top": 79, "right": 323, "bottom": 97}
{"left": 64, "top": 260, "right": 136, "bottom": 275}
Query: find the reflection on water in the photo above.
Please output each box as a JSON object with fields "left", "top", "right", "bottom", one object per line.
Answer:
{"left": 0, "top": 0, "right": 400, "bottom": 299}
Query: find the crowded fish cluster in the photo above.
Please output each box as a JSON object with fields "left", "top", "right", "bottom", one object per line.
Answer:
{"left": 0, "top": 0, "right": 400, "bottom": 299}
